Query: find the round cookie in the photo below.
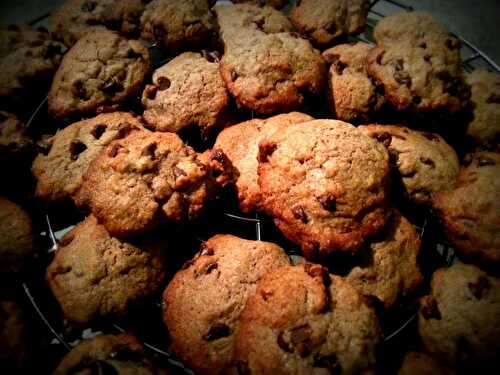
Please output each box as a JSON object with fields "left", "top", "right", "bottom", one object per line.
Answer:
{"left": 291, "top": 0, "right": 369, "bottom": 47}
{"left": 140, "top": 0, "right": 215, "bottom": 53}
{"left": 432, "top": 152, "right": 500, "bottom": 264}
{"left": 53, "top": 333, "right": 160, "bottom": 375}
{"left": 76, "top": 130, "right": 227, "bottom": 237}
{"left": 0, "top": 111, "right": 32, "bottom": 156}
{"left": 257, "top": 119, "right": 391, "bottom": 258}
{"left": 214, "top": 112, "right": 313, "bottom": 212}
{"left": 163, "top": 234, "right": 290, "bottom": 375}
{"left": 466, "top": 69, "right": 500, "bottom": 147}
{"left": 0, "top": 197, "right": 35, "bottom": 274}
{"left": 398, "top": 352, "right": 453, "bottom": 375}
{"left": 47, "top": 215, "right": 166, "bottom": 324}
{"left": 233, "top": 264, "right": 382, "bottom": 375}
{"left": 230, "top": 0, "right": 288, "bottom": 9}
{"left": 0, "top": 301, "right": 31, "bottom": 371}
{"left": 48, "top": 29, "right": 150, "bottom": 121}
{"left": 322, "top": 42, "right": 385, "bottom": 123}
{"left": 359, "top": 124, "right": 460, "bottom": 205}
{"left": 32, "top": 112, "right": 145, "bottom": 203}
{"left": 51, "top": 0, "right": 146, "bottom": 47}
{"left": 142, "top": 52, "right": 230, "bottom": 136}
{"left": 418, "top": 263, "right": 500, "bottom": 370}
{"left": 345, "top": 210, "right": 424, "bottom": 309}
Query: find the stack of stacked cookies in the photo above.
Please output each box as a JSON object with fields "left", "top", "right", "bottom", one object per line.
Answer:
{"left": 0, "top": 0, "right": 499, "bottom": 374}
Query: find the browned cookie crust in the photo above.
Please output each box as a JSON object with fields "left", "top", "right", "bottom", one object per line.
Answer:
{"left": 53, "top": 333, "right": 160, "bottom": 375}
{"left": 0, "top": 197, "right": 35, "bottom": 274}
{"left": 418, "top": 263, "right": 500, "bottom": 370}
{"left": 77, "top": 130, "right": 226, "bottom": 237}
{"left": 230, "top": 0, "right": 288, "bottom": 9}
{"left": 433, "top": 152, "right": 500, "bottom": 264}
{"left": 216, "top": 4, "right": 326, "bottom": 115}
{"left": 233, "top": 264, "right": 382, "bottom": 375}
{"left": 163, "top": 234, "right": 290, "bottom": 375}
{"left": 291, "top": 0, "right": 369, "bottom": 46}
{"left": 346, "top": 210, "right": 424, "bottom": 309}
{"left": 466, "top": 69, "right": 500, "bottom": 147}
{"left": 323, "top": 42, "right": 384, "bottom": 123}
{"left": 140, "top": 0, "right": 215, "bottom": 53}
{"left": 214, "top": 112, "right": 313, "bottom": 212}
{"left": 142, "top": 52, "right": 230, "bottom": 135}
{"left": 32, "top": 112, "right": 145, "bottom": 202}
{"left": 0, "top": 301, "right": 31, "bottom": 371}
{"left": 0, "top": 112, "right": 32, "bottom": 156}
{"left": 258, "top": 119, "right": 391, "bottom": 258}
{"left": 48, "top": 29, "right": 149, "bottom": 120}
{"left": 398, "top": 352, "right": 453, "bottom": 375}
{"left": 51, "top": 0, "right": 146, "bottom": 47}
{"left": 47, "top": 215, "right": 165, "bottom": 324}
{"left": 359, "top": 124, "right": 460, "bottom": 205}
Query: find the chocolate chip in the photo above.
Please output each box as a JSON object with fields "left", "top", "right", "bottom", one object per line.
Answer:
{"left": 72, "top": 80, "right": 87, "bottom": 99}
{"left": 389, "top": 148, "right": 401, "bottom": 166}
{"left": 203, "top": 323, "right": 231, "bottom": 341}
{"left": 199, "top": 243, "right": 214, "bottom": 256}
{"left": 296, "top": 0, "right": 302, "bottom": 6}
{"left": 445, "top": 37, "right": 461, "bottom": 50}
{"left": 254, "top": 18, "right": 265, "bottom": 31}
{"left": 486, "top": 93, "right": 500, "bottom": 104}
{"left": 173, "top": 166, "right": 187, "bottom": 178}
{"left": 235, "top": 361, "right": 251, "bottom": 375}
{"left": 421, "top": 297, "right": 441, "bottom": 320}
{"left": 333, "top": 60, "right": 347, "bottom": 75}
{"left": 81, "top": 1, "right": 97, "bottom": 12}
{"left": 477, "top": 156, "right": 496, "bottom": 167}
{"left": 394, "top": 58, "right": 404, "bottom": 71}
{"left": 420, "top": 157, "right": 435, "bottom": 168}
{"left": 423, "top": 54, "right": 431, "bottom": 63}
{"left": 373, "top": 132, "right": 392, "bottom": 148}
{"left": 55, "top": 265, "right": 72, "bottom": 275}
{"left": 394, "top": 70, "right": 412, "bottom": 87}
{"left": 324, "top": 53, "right": 340, "bottom": 65}
{"left": 144, "top": 85, "right": 158, "bottom": 100}
{"left": 313, "top": 353, "right": 342, "bottom": 374}
{"left": 157, "top": 77, "right": 171, "bottom": 90}
{"left": 305, "top": 264, "right": 331, "bottom": 287}
{"left": 292, "top": 205, "right": 308, "bottom": 223}
{"left": 116, "top": 123, "right": 134, "bottom": 139}
{"left": 468, "top": 276, "right": 490, "bottom": 300}
{"left": 101, "top": 78, "right": 124, "bottom": 95}
{"left": 418, "top": 42, "right": 427, "bottom": 49}
{"left": 59, "top": 232, "right": 75, "bottom": 247}
{"left": 141, "top": 142, "right": 157, "bottom": 158}
{"left": 258, "top": 142, "right": 277, "bottom": 163}
{"left": 290, "top": 324, "right": 313, "bottom": 358}
{"left": 69, "top": 141, "right": 87, "bottom": 160}
{"left": 326, "top": 21, "right": 337, "bottom": 34}
{"left": 107, "top": 143, "right": 123, "bottom": 158}
{"left": 277, "top": 332, "right": 293, "bottom": 353}
{"left": 422, "top": 132, "right": 439, "bottom": 141}
{"left": 260, "top": 289, "right": 273, "bottom": 301}
{"left": 318, "top": 195, "right": 336, "bottom": 212}
{"left": 91, "top": 124, "right": 107, "bottom": 140}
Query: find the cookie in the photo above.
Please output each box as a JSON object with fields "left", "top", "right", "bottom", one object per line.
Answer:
{"left": 359, "top": 124, "right": 460, "bottom": 205}
{"left": 291, "top": 0, "right": 369, "bottom": 46}
{"left": 32, "top": 112, "right": 145, "bottom": 203}
{"left": 0, "top": 111, "right": 32, "bottom": 157}
{"left": 53, "top": 333, "right": 160, "bottom": 375}
{"left": 48, "top": 29, "right": 150, "bottom": 121}
{"left": 322, "top": 42, "right": 385, "bottom": 123}
{"left": 140, "top": 0, "right": 215, "bottom": 53}
{"left": 432, "top": 152, "right": 500, "bottom": 264}
{"left": 216, "top": 4, "right": 326, "bottom": 115}
{"left": 230, "top": 0, "right": 288, "bottom": 9}
{"left": 233, "top": 264, "right": 382, "bottom": 375}
{"left": 0, "top": 197, "right": 35, "bottom": 274}
{"left": 398, "top": 352, "right": 452, "bottom": 375}
{"left": 0, "top": 25, "right": 63, "bottom": 106}
{"left": 418, "top": 263, "right": 500, "bottom": 370}
{"left": 47, "top": 215, "right": 166, "bottom": 324}
{"left": 258, "top": 119, "right": 391, "bottom": 258}
{"left": 466, "top": 69, "right": 500, "bottom": 147}
{"left": 76, "top": 130, "right": 229, "bottom": 237}
{"left": 51, "top": 0, "right": 146, "bottom": 47}
{"left": 345, "top": 210, "right": 424, "bottom": 309}
{"left": 0, "top": 301, "right": 32, "bottom": 371}
{"left": 214, "top": 112, "right": 313, "bottom": 212}
{"left": 366, "top": 34, "right": 469, "bottom": 114}
{"left": 142, "top": 52, "right": 230, "bottom": 136}
{"left": 163, "top": 234, "right": 290, "bottom": 375}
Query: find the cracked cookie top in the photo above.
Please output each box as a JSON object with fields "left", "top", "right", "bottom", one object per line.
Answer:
{"left": 48, "top": 29, "right": 149, "bottom": 120}
{"left": 257, "top": 119, "right": 391, "bottom": 258}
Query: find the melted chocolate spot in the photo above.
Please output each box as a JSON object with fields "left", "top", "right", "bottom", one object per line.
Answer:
{"left": 258, "top": 142, "right": 277, "bottom": 163}
{"left": 203, "top": 323, "right": 231, "bottom": 341}
{"left": 69, "top": 141, "right": 87, "bottom": 160}
{"left": 421, "top": 297, "right": 441, "bottom": 320}
{"left": 277, "top": 332, "right": 293, "bottom": 353}
{"left": 292, "top": 205, "right": 308, "bottom": 223}
{"left": 313, "top": 353, "right": 342, "bottom": 374}
{"left": 420, "top": 157, "right": 435, "bottom": 168}
{"left": 91, "top": 124, "right": 107, "bottom": 139}
{"left": 157, "top": 77, "right": 171, "bottom": 90}
{"left": 318, "top": 195, "right": 336, "bottom": 212}
{"left": 141, "top": 142, "right": 157, "bottom": 158}
{"left": 468, "top": 276, "right": 490, "bottom": 300}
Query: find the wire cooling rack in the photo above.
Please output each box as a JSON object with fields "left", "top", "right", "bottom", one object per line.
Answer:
{"left": 19, "top": 0, "right": 497, "bottom": 373}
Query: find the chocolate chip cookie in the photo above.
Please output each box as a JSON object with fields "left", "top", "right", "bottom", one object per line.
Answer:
{"left": 47, "top": 215, "right": 166, "bottom": 324}
{"left": 76, "top": 130, "right": 228, "bottom": 237}
{"left": 432, "top": 152, "right": 500, "bottom": 264}
{"left": 231, "top": 0, "right": 288, "bottom": 9}
{"left": 140, "top": 0, "right": 215, "bottom": 53}
{"left": 418, "top": 263, "right": 500, "bottom": 370}
{"left": 346, "top": 210, "right": 424, "bottom": 309}
{"left": 322, "top": 42, "right": 385, "bottom": 123}
{"left": 291, "top": 0, "right": 370, "bottom": 46}
{"left": 0, "top": 301, "right": 32, "bottom": 371}
{"left": 32, "top": 112, "right": 145, "bottom": 203}
{"left": 0, "top": 112, "right": 32, "bottom": 157}
{"left": 398, "top": 352, "right": 453, "bottom": 375}
{"left": 48, "top": 29, "right": 150, "bottom": 121}
{"left": 51, "top": 0, "right": 146, "bottom": 47}
{"left": 142, "top": 52, "right": 230, "bottom": 136}
{"left": 216, "top": 4, "right": 326, "bottom": 115}
{"left": 233, "top": 264, "right": 382, "bottom": 375}
{"left": 0, "top": 197, "right": 35, "bottom": 274}
{"left": 53, "top": 333, "right": 161, "bottom": 375}
{"left": 466, "top": 69, "right": 500, "bottom": 147}
{"left": 214, "top": 112, "right": 313, "bottom": 212}
{"left": 359, "top": 124, "right": 460, "bottom": 205}
{"left": 258, "top": 119, "right": 391, "bottom": 258}
{"left": 163, "top": 234, "right": 290, "bottom": 375}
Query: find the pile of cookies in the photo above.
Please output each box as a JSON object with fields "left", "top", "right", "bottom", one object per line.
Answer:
{"left": 0, "top": 0, "right": 499, "bottom": 374}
